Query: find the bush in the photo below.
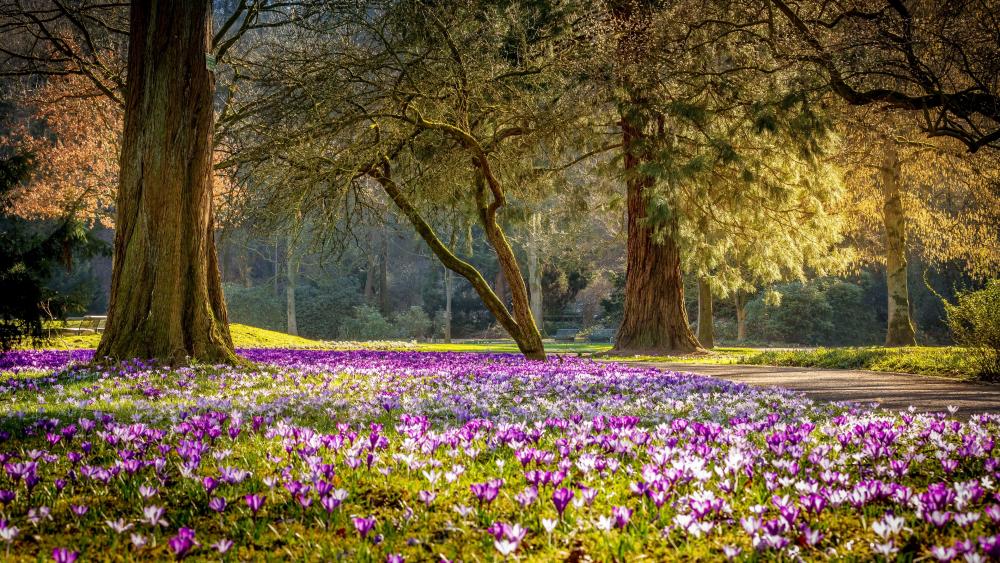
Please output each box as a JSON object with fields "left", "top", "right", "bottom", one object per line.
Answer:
{"left": 944, "top": 280, "right": 1000, "bottom": 380}
{"left": 395, "top": 306, "right": 432, "bottom": 340}
{"left": 745, "top": 279, "right": 882, "bottom": 346}
{"left": 339, "top": 305, "right": 396, "bottom": 340}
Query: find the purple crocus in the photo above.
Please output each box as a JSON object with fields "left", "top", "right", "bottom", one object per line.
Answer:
{"left": 552, "top": 487, "right": 574, "bottom": 517}
{"left": 52, "top": 548, "right": 78, "bottom": 563}
{"left": 353, "top": 516, "right": 376, "bottom": 539}
{"left": 244, "top": 494, "right": 265, "bottom": 515}
{"left": 168, "top": 527, "right": 196, "bottom": 558}
{"left": 208, "top": 496, "right": 227, "bottom": 513}
{"left": 611, "top": 506, "right": 632, "bottom": 529}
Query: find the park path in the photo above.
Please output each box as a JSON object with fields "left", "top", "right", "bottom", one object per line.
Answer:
{"left": 617, "top": 361, "right": 1000, "bottom": 417}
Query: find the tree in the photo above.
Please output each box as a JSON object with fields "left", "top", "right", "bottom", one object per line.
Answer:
{"left": 0, "top": 151, "right": 100, "bottom": 352}
{"left": 96, "top": 1, "right": 236, "bottom": 364}
{"left": 769, "top": 0, "right": 1000, "bottom": 152}
{"left": 837, "top": 111, "right": 1000, "bottom": 345}
{"left": 221, "top": 1, "right": 596, "bottom": 359}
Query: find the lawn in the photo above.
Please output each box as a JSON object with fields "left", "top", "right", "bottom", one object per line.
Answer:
{"left": 0, "top": 348, "right": 997, "bottom": 561}
{"left": 418, "top": 341, "right": 978, "bottom": 379}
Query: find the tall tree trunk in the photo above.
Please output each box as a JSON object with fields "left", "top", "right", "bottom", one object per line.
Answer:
{"left": 610, "top": 106, "right": 702, "bottom": 355}
{"left": 363, "top": 236, "right": 376, "bottom": 303}
{"left": 443, "top": 266, "right": 453, "bottom": 343}
{"left": 880, "top": 141, "right": 917, "bottom": 346}
{"left": 286, "top": 235, "right": 298, "bottom": 336}
{"left": 378, "top": 226, "right": 389, "bottom": 316}
{"left": 527, "top": 213, "right": 544, "bottom": 334}
{"left": 96, "top": 0, "right": 235, "bottom": 364}
{"left": 697, "top": 278, "right": 714, "bottom": 349}
{"left": 273, "top": 240, "right": 280, "bottom": 297}
{"left": 735, "top": 291, "right": 747, "bottom": 342}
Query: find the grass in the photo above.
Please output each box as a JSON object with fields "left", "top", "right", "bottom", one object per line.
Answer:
{"left": 417, "top": 340, "right": 978, "bottom": 379}
{"left": 33, "top": 323, "right": 326, "bottom": 350}
{"left": 737, "top": 346, "right": 974, "bottom": 379}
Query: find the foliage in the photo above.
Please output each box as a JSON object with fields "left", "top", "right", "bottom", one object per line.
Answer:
{"left": 224, "top": 282, "right": 363, "bottom": 340}
{"left": 943, "top": 280, "right": 1000, "bottom": 381}
{"left": 0, "top": 152, "right": 104, "bottom": 353}
{"left": 339, "top": 305, "right": 397, "bottom": 341}
{"left": 744, "top": 279, "right": 882, "bottom": 346}
{"left": 394, "top": 306, "right": 432, "bottom": 340}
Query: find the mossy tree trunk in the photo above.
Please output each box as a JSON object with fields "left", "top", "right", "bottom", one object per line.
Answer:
{"left": 735, "top": 291, "right": 748, "bottom": 342}
{"left": 697, "top": 278, "right": 715, "bottom": 349}
{"left": 96, "top": 0, "right": 235, "bottom": 365}
{"left": 880, "top": 141, "right": 917, "bottom": 347}
{"left": 285, "top": 234, "right": 298, "bottom": 336}
{"left": 372, "top": 162, "right": 544, "bottom": 360}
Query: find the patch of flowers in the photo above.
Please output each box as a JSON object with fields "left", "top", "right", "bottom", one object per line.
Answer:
{"left": 0, "top": 349, "right": 997, "bottom": 561}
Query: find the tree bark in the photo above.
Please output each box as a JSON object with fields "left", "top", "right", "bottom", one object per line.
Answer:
{"left": 286, "top": 234, "right": 298, "bottom": 336}
{"left": 697, "top": 278, "right": 715, "bottom": 349}
{"left": 527, "top": 213, "right": 544, "bottom": 334}
{"left": 443, "top": 266, "right": 453, "bottom": 343}
{"left": 880, "top": 141, "right": 917, "bottom": 346}
{"left": 735, "top": 291, "right": 747, "bottom": 342}
{"left": 96, "top": 0, "right": 235, "bottom": 364}
{"left": 610, "top": 106, "right": 703, "bottom": 355}
{"left": 378, "top": 225, "right": 389, "bottom": 316}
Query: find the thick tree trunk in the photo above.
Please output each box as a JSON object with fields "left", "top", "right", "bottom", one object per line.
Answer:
{"left": 286, "top": 235, "right": 298, "bottom": 336}
{"left": 96, "top": 1, "right": 235, "bottom": 364}
{"left": 880, "top": 141, "right": 917, "bottom": 346}
{"left": 527, "top": 214, "right": 544, "bottom": 333}
{"left": 735, "top": 291, "right": 747, "bottom": 342}
{"left": 611, "top": 107, "right": 702, "bottom": 356}
{"left": 443, "top": 266, "right": 453, "bottom": 343}
{"left": 697, "top": 278, "right": 714, "bottom": 349}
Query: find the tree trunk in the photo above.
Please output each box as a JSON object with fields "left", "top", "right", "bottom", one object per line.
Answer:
{"left": 697, "top": 278, "right": 715, "bottom": 349}
{"left": 610, "top": 106, "right": 702, "bottom": 356}
{"left": 96, "top": 0, "right": 235, "bottom": 364}
{"left": 527, "top": 214, "right": 544, "bottom": 334}
{"left": 443, "top": 266, "right": 453, "bottom": 343}
{"left": 880, "top": 141, "right": 917, "bottom": 346}
{"left": 735, "top": 291, "right": 747, "bottom": 342}
{"left": 273, "top": 240, "right": 280, "bottom": 296}
{"left": 363, "top": 236, "right": 376, "bottom": 303}
{"left": 286, "top": 235, "right": 298, "bottom": 336}
{"left": 378, "top": 226, "right": 389, "bottom": 316}
{"left": 371, "top": 163, "right": 544, "bottom": 359}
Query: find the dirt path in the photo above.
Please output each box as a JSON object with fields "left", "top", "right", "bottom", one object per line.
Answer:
{"left": 622, "top": 362, "right": 1000, "bottom": 417}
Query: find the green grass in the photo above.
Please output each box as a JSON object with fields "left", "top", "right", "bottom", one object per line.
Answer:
{"left": 737, "top": 346, "right": 974, "bottom": 379}
{"left": 417, "top": 340, "right": 977, "bottom": 379}
{"left": 32, "top": 322, "right": 326, "bottom": 350}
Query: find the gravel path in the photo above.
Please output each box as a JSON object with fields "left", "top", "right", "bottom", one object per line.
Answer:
{"left": 623, "top": 362, "right": 1000, "bottom": 417}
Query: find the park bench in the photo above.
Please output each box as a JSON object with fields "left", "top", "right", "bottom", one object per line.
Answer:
{"left": 60, "top": 315, "right": 107, "bottom": 334}
{"left": 588, "top": 328, "right": 616, "bottom": 343}
{"left": 553, "top": 328, "right": 580, "bottom": 342}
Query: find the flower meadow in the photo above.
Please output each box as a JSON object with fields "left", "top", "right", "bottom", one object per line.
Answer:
{"left": 0, "top": 349, "right": 998, "bottom": 561}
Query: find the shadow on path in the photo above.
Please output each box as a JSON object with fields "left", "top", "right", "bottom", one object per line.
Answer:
{"left": 620, "top": 362, "right": 1000, "bottom": 417}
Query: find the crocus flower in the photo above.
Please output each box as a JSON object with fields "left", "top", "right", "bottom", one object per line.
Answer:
{"left": 168, "top": 528, "right": 196, "bottom": 558}
{"left": 552, "top": 487, "right": 574, "bottom": 516}
{"left": 353, "top": 516, "right": 376, "bottom": 539}
{"left": 52, "top": 548, "right": 78, "bottom": 563}
{"left": 211, "top": 539, "right": 233, "bottom": 554}
{"left": 611, "top": 506, "right": 632, "bottom": 529}
{"left": 209, "top": 497, "right": 227, "bottom": 513}
{"left": 244, "top": 494, "right": 265, "bottom": 515}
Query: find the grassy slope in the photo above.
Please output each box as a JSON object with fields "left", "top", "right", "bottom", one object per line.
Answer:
{"left": 33, "top": 323, "right": 324, "bottom": 350}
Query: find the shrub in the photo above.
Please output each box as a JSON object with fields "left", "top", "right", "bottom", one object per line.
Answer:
{"left": 394, "top": 306, "right": 432, "bottom": 340}
{"left": 944, "top": 280, "right": 1000, "bottom": 380}
{"left": 338, "top": 305, "right": 396, "bottom": 340}
{"left": 745, "top": 279, "right": 882, "bottom": 346}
